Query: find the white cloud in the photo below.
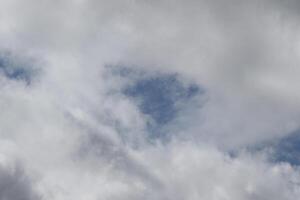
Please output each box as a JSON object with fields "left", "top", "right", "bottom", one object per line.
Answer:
{"left": 0, "top": 0, "right": 300, "bottom": 199}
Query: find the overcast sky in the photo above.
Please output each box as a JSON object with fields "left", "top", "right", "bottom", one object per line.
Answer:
{"left": 1, "top": 0, "right": 300, "bottom": 199}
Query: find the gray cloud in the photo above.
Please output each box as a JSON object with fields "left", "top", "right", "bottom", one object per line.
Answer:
{"left": 1, "top": 0, "right": 300, "bottom": 199}
{"left": 0, "top": 162, "right": 40, "bottom": 200}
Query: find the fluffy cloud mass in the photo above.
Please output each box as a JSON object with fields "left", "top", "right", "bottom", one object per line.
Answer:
{"left": 1, "top": 0, "right": 300, "bottom": 199}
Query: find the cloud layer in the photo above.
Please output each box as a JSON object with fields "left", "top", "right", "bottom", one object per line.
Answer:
{"left": 1, "top": 0, "right": 300, "bottom": 199}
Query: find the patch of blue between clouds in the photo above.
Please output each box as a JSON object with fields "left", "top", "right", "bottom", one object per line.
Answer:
{"left": 0, "top": 53, "right": 34, "bottom": 84}
{"left": 270, "top": 130, "right": 300, "bottom": 166}
{"left": 123, "top": 72, "right": 201, "bottom": 138}
{"left": 247, "top": 130, "right": 300, "bottom": 166}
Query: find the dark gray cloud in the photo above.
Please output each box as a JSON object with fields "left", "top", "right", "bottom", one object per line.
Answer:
{"left": 0, "top": 163, "right": 40, "bottom": 200}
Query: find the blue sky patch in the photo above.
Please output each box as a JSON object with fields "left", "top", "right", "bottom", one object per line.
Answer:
{"left": 270, "top": 130, "right": 300, "bottom": 166}
{"left": 0, "top": 53, "right": 36, "bottom": 84}
{"left": 123, "top": 73, "right": 201, "bottom": 138}
{"left": 249, "top": 130, "right": 300, "bottom": 166}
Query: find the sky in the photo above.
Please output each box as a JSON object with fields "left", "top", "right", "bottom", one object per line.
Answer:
{"left": 1, "top": 0, "right": 300, "bottom": 199}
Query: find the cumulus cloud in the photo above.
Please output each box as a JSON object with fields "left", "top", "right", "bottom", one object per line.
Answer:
{"left": 1, "top": 0, "right": 300, "bottom": 199}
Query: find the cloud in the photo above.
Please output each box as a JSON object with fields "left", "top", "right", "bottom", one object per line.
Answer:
{"left": 0, "top": 0, "right": 300, "bottom": 199}
{"left": 0, "top": 160, "right": 40, "bottom": 200}
{"left": 125, "top": 141, "right": 300, "bottom": 200}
